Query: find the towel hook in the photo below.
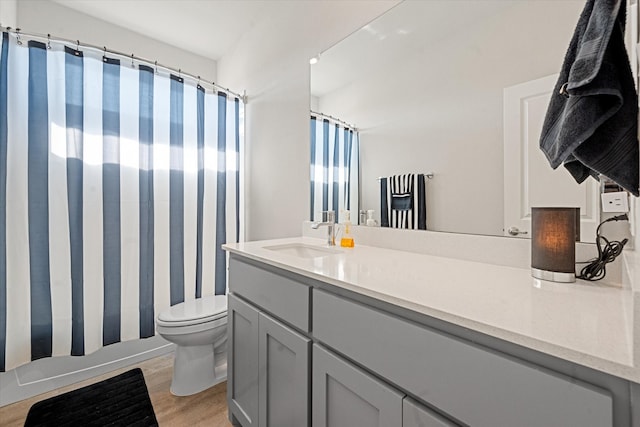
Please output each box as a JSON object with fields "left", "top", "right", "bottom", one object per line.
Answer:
{"left": 559, "top": 82, "right": 570, "bottom": 98}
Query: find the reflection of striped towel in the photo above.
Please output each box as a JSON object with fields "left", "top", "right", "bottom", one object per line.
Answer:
{"left": 380, "top": 174, "right": 426, "bottom": 230}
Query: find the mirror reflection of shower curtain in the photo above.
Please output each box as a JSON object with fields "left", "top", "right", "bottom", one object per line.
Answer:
{"left": 310, "top": 116, "right": 359, "bottom": 223}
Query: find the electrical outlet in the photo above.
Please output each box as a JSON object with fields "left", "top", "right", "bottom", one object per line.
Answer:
{"left": 601, "top": 191, "right": 630, "bottom": 213}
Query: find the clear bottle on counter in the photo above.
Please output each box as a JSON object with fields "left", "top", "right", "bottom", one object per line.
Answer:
{"left": 340, "top": 211, "right": 355, "bottom": 248}
{"left": 366, "top": 210, "right": 377, "bottom": 226}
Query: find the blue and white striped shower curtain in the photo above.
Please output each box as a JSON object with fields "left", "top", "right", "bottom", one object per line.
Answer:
{"left": 310, "top": 116, "right": 359, "bottom": 223}
{"left": 0, "top": 32, "right": 242, "bottom": 372}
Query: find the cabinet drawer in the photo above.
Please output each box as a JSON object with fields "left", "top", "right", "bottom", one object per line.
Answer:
{"left": 229, "top": 257, "right": 310, "bottom": 332}
{"left": 312, "top": 289, "right": 613, "bottom": 427}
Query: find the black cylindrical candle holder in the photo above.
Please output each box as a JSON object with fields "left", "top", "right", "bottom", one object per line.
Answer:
{"left": 531, "top": 207, "right": 580, "bottom": 283}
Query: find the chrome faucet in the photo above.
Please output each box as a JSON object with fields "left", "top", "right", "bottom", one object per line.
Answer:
{"left": 311, "top": 210, "right": 336, "bottom": 246}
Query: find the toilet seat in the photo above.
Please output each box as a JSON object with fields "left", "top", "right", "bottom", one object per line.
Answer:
{"left": 157, "top": 295, "right": 227, "bottom": 328}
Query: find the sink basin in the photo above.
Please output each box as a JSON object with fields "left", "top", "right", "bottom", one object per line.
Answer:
{"left": 264, "top": 243, "right": 339, "bottom": 259}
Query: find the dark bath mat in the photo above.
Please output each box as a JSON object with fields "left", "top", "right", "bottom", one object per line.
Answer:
{"left": 24, "top": 368, "right": 158, "bottom": 427}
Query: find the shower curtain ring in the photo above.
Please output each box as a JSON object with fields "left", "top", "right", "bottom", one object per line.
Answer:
{"left": 131, "top": 54, "right": 135, "bottom": 68}
{"left": 15, "top": 28, "right": 22, "bottom": 45}
{"left": 154, "top": 60, "right": 158, "bottom": 74}
{"left": 47, "top": 34, "right": 51, "bottom": 49}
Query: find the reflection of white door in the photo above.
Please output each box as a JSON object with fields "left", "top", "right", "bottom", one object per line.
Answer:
{"left": 503, "top": 74, "right": 599, "bottom": 242}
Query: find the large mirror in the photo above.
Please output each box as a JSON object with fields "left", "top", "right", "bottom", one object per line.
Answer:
{"left": 310, "top": 0, "right": 622, "bottom": 241}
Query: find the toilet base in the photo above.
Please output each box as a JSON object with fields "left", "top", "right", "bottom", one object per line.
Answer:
{"left": 170, "top": 344, "right": 227, "bottom": 396}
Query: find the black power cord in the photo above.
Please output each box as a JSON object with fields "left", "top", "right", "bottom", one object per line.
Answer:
{"left": 576, "top": 214, "right": 629, "bottom": 281}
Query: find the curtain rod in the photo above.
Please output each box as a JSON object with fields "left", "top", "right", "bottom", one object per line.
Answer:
{"left": 1, "top": 26, "right": 246, "bottom": 102}
{"left": 310, "top": 110, "right": 357, "bottom": 131}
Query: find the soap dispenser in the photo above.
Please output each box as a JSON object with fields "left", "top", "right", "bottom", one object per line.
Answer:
{"left": 340, "top": 211, "right": 355, "bottom": 248}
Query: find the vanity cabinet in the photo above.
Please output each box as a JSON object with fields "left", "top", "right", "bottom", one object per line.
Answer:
{"left": 228, "top": 258, "right": 311, "bottom": 427}
{"left": 312, "top": 344, "right": 404, "bottom": 427}
{"left": 227, "top": 254, "right": 636, "bottom": 427}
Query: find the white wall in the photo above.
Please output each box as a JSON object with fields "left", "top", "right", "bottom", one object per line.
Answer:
{"left": 318, "top": 1, "right": 583, "bottom": 236}
{"left": 0, "top": 0, "right": 17, "bottom": 28}
{"left": 17, "top": 0, "right": 216, "bottom": 80}
{"left": 635, "top": 197, "right": 639, "bottom": 249}
{"left": 217, "top": 0, "right": 399, "bottom": 241}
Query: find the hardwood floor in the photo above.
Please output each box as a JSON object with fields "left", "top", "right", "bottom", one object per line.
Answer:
{"left": 0, "top": 354, "right": 233, "bottom": 427}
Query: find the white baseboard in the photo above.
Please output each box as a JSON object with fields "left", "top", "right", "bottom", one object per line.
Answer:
{"left": 0, "top": 336, "right": 174, "bottom": 407}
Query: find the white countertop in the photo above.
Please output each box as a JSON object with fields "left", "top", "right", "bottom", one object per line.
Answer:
{"left": 223, "top": 237, "right": 639, "bottom": 383}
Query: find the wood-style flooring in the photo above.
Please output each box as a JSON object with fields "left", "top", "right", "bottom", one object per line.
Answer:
{"left": 0, "top": 354, "right": 233, "bottom": 427}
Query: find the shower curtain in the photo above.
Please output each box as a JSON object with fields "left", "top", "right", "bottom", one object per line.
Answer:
{"left": 310, "top": 116, "right": 359, "bottom": 223}
{"left": 0, "top": 32, "right": 242, "bottom": 372}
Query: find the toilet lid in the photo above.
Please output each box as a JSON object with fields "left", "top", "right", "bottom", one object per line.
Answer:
{"left": 157, "top": 295, "right": 227, "bottom": 324}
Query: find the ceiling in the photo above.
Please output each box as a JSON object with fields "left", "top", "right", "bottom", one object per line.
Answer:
{"left": 311, "top": 0, "right": 504, "bottom": 97}
{"left": 52, "top": 0, "right": 275, "bottom": 60}
{"left": 310, "top": 0, "right": 585, "bottom": 98}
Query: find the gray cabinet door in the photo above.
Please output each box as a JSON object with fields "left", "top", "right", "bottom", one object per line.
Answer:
{"left": 403, "top": 398, "right": 459, "bottom": 427}
{"left": 258, "top": 313, "right": 311, "bottom": 427}
{"left": 228, "top": 294, "right": 260, "bottom": 427}
{"left": 312, "top": 344, "right": 404, "bottom": 427}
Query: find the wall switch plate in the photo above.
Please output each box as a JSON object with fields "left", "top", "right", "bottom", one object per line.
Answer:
{"left": 601, "top": 191, "right": 630, "bottom": 213}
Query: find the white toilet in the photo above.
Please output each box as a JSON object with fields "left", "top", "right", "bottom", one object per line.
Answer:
{"left": 156, "top": 295, "right": 228, "bottom": 396}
